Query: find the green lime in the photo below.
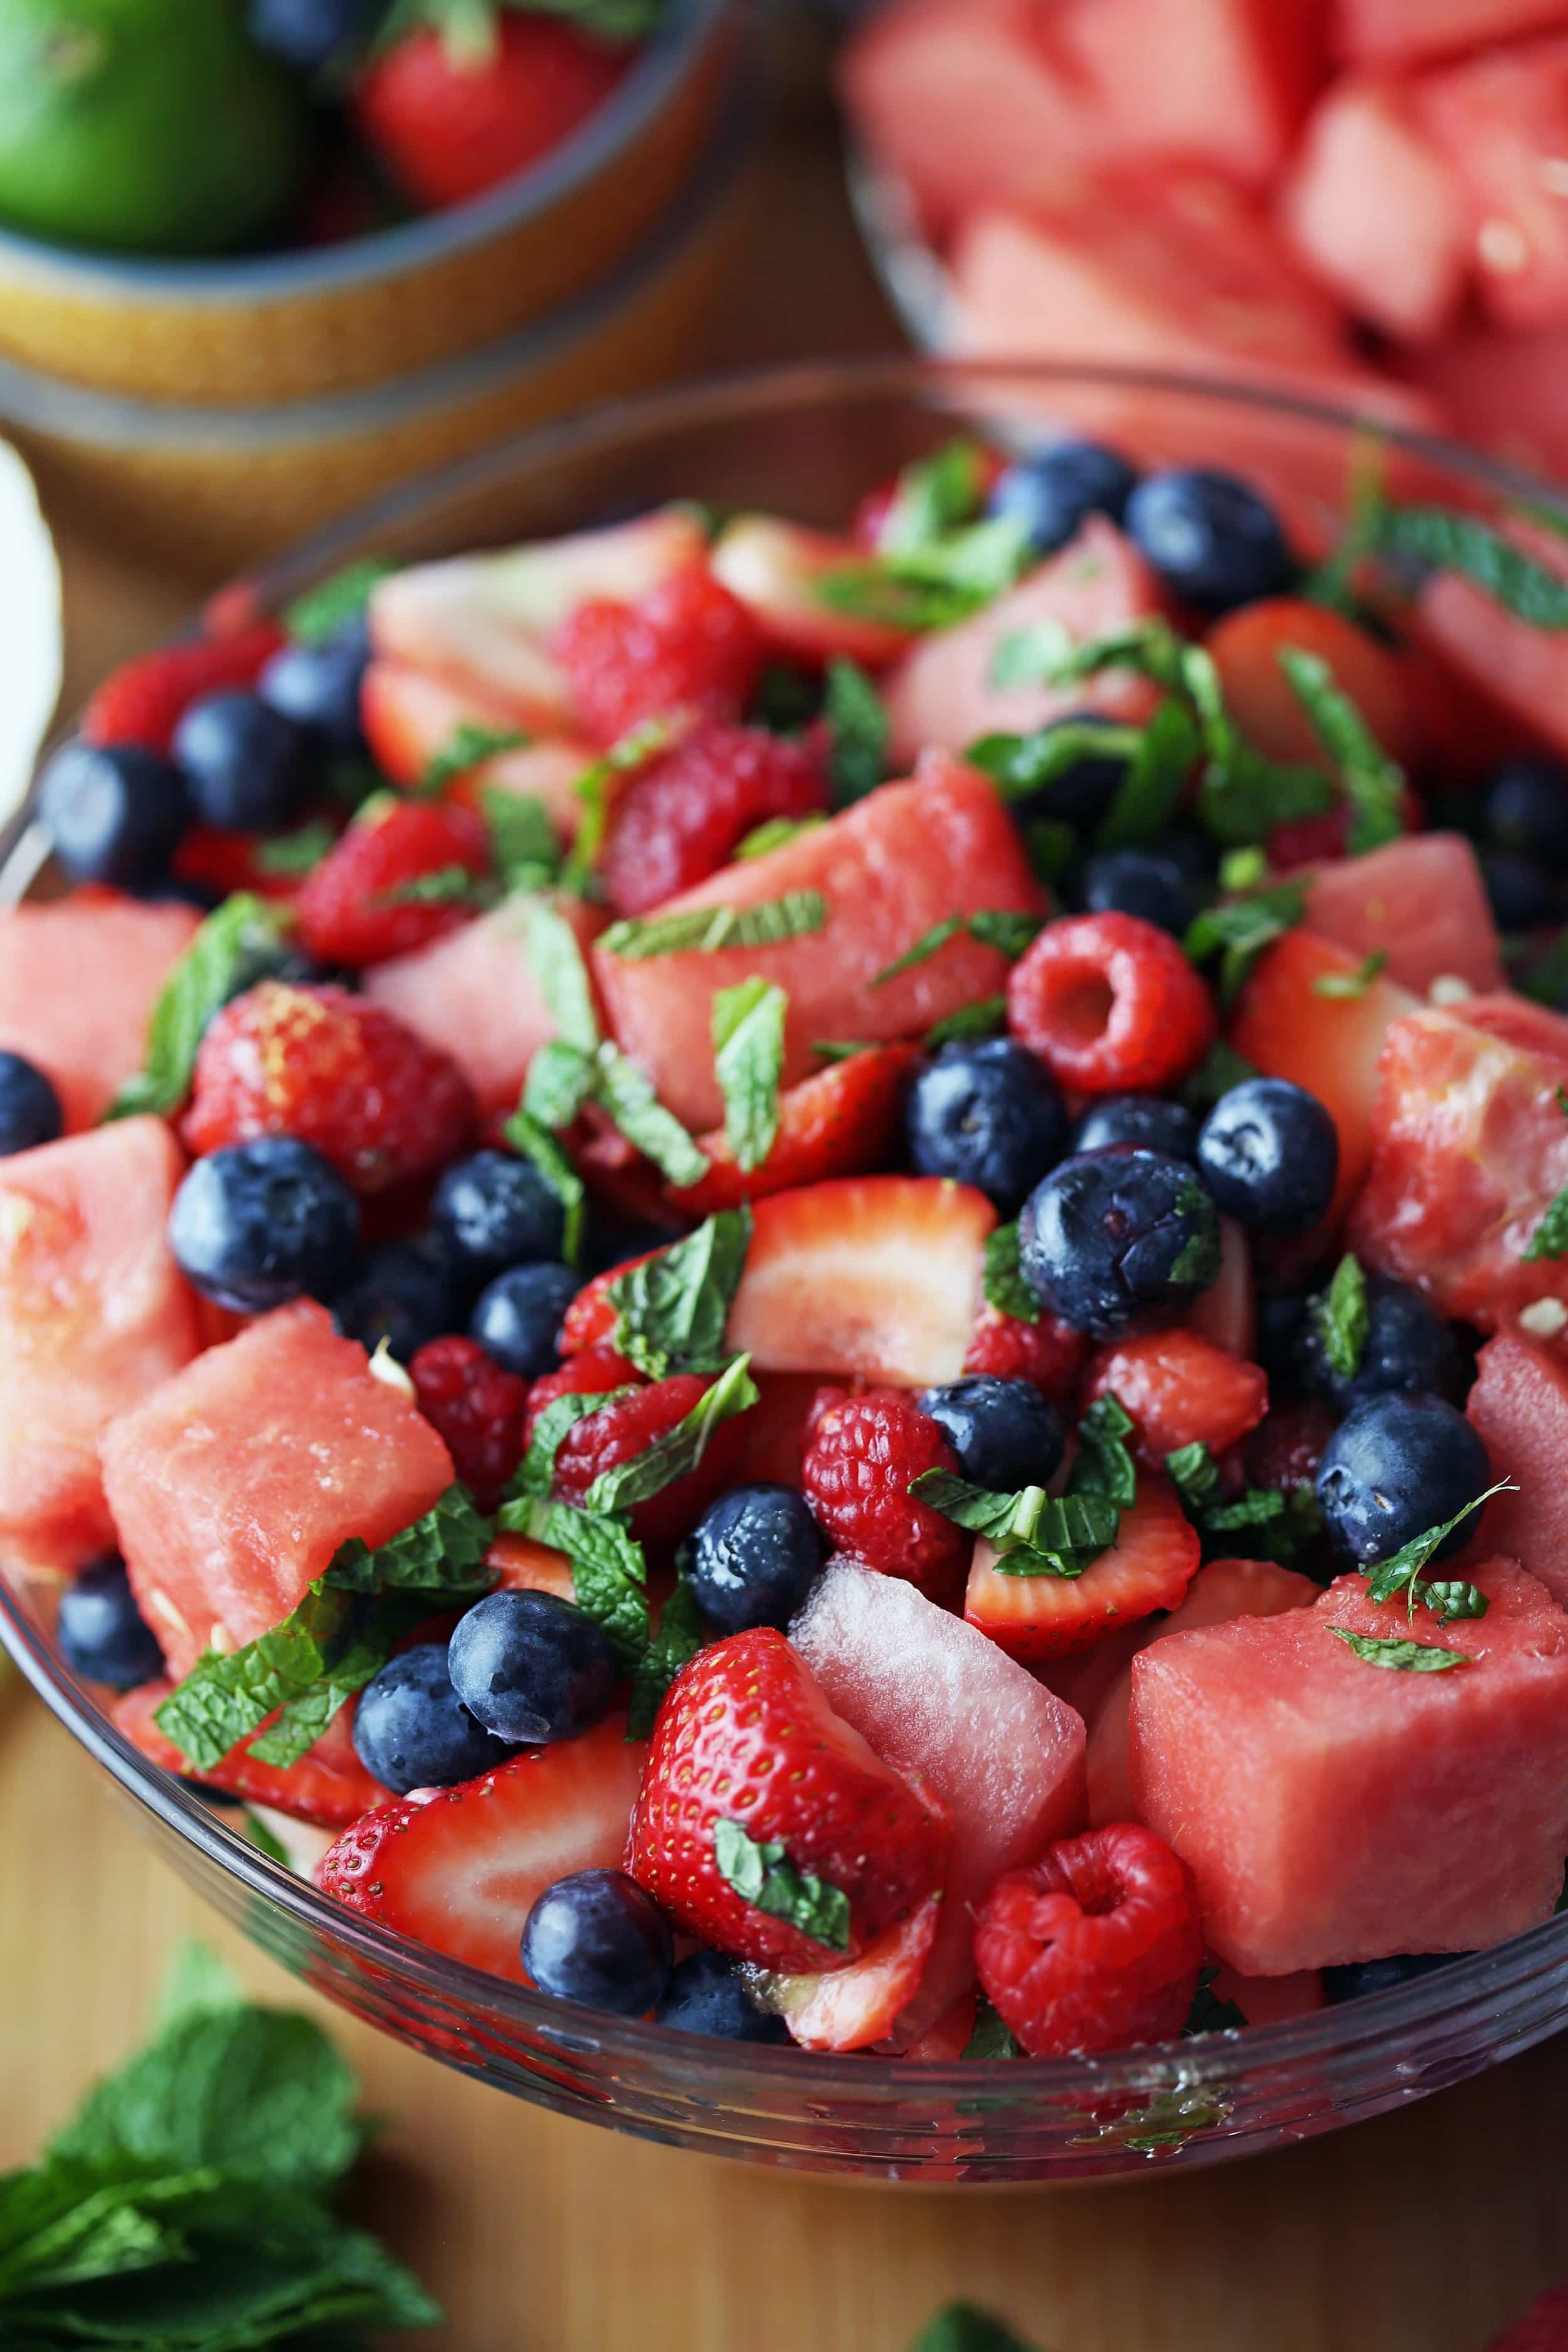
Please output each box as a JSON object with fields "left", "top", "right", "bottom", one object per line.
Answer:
{"left": 0, "top": 0, "right": 311, "bottom": 258}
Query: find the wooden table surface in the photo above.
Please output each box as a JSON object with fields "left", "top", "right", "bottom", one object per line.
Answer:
{"left": 5, "top": 85, "right": 1568, "bottom": 2352}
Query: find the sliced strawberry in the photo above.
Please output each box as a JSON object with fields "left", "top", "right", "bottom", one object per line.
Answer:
{"left": 81, "top": 624, "right": 286, "bottom": 755}
{"left": 1184, "top": 1216, "right": 1255, "bottom": 1358}
{"left": 359, "top": 657, "right": 595, "bottom": 835}
{"left": 900, "top": 1988, "right": 978, "bottom": 2063}
{"left": 1205, "top": 595, "right": 1421, "bottom": 770}
{"left": 963, "top": 1301, "right": 1089, "bottom": 1404}
{"left": 559, "top": 1255, "right": 655, "bottom": 1356}
{"left": 710, "top": 515, "right": 916, "bottom": 668}
{"left": 115, "top": 1682, "right": 392, "bottom": 1829}
{"left": 965, "top": 1476, "right": 1200, "bottom": 1663}
{"left": 320, "top": 1716, "right": 647, "bottom": 1982}
{"left": 753, "top": 1893, "right": 944, "bottom": 2053}
{"left": 1084, "top": 1329, "right": 1268, "bottom": 1466}
{"left": 667, "top": 1046, "right": 917, "bottom": 1215}
{"left": 735, "top": 1371, "right": 823, "bottom": 1486}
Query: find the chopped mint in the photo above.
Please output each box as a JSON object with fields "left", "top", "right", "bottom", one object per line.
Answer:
{"left": 1362, "top": 1481, "right": 1508, "bottom": 1622}
{"left": 712, "top": 978, "right": 787, "bottom": 1173}
{"left": 1329, "top": 1628, "right": 1473, "bottom": 1672}
{"left": 1180, "top": 1040, "right": 1260, "bottom": 1114}
{"left": 1311, "top": 1252, "right": 1369, "bottom": 1381}
{"left": 501, "top": 1099, "right": 587, "bottom": 1265}
{"left": 1093, "top": 694, "right": 1202, "bottom": 851}
{"left": 482, "top": 786, "right": 561, "bottom": 891}
{"left": 374, "top": 862, "right": 487, "bottom": 908}
{"left": 812, "top": 1038, "right": 876, "bottom": 1064}
{"left": 872, "top": 910, "right": 1041, "bottom": 989}
{"left": 284, "top": 556, "right": 395, "bottom": 646}
{"left": 824, "top": 657, "right": 889, "bottom": 805}
{"left": 752, "top": 660, "right": 821, "bottom": 735}
{"left": 628, "top": 1577, "right": 709, "bottom": 1739}
{"left": 1311, "top": 949, "right": 1389, "bottom": 998}
{"left": 511, "top": 1385, "right": 637, "bottom": 1503}
{"left": 1067, "top": 1392, "right": 1138, "bottom": 1509}
{"left": 982, "top": 1221, "right": 1042, "bottom": 1326}
{"left": 522, "top": 897, "right": 601, "bottom": 1053}
{"left": 1184, "top": 881, "right": 1307, "bottom": 1005}
{"left": 881, "top": 437, "right": 990, "bottom": 555}
{"left": 1277, "top": 645, "right": 1405, "bottom": 854}
{"left": 815, "top": 516, "right": 1030, "bottom": 636}
{"left": 591, "top": 1045, "right": 709, "bottom": 1188}
{"left": 606, "top": 1208, "right": 753, "bottom": 1378}
{"left": 924, "top": 995, "right": 1009, "bottom": 1047}
{"left": 736, "top": 814, "right": 827, "bottom": 859}
{"left": 562, "top": 712, "right": 685, "bottom": 892}
{"left": 585, "top": 1355, "right": 758, "bottom": 1514}
{"left": 712, "top": 1819, "right": 852, "bottom": 1952}
{"left": 105, "top": 893, "right": 291, "bottom": 1122}
{"left": 1374, "top": 504, "right": 1568, "bottom": 629}
{"left": 908, "top": 1469, "right": 1118, "bottom": 1577}
{"left": 253, "top": 818, "right": 337, "bottom": 878}
{"left": 521, "top": 1038, "right": 598, "bottom": 1131}
{"left": 1184, "top": 1962, "right": 1247, "bottom": 2038}
{"left": 503, "top": 1494, "right": 650, "bottom": 1671}
{"left": 1165, "top": 1439, "right": 1322, "bottom": 1565}
{"left": 598, "top": 890, "right": 827, "bottom": 960}
{"left": 416, "top": 721, "right": 527, "bottom": 799}
{"left": 961, "top": 1997, "right": 1021, "bottom": 2063}
{"left": 967, "top": 713, "right": 1142, "bottom": 795}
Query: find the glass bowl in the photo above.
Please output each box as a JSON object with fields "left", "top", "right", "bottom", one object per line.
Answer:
{"left": 6, "top": 359, "right": 1568, "bottom": 2183}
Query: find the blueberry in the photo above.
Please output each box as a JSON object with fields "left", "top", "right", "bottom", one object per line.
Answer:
{"left": 682, "top": 1484, "right": 826, "bottom": 1633}
{"left": 655, "top": 1949, "right": 790, "bottom": 2043}
{"left": 1315, "top": 1391, "right": 1492, "bottom": 1567}
{"left": 36, "top": 740, "right": 189, "bottom": 887}
{"left": 1197, "top": 1079, "right": 1339, "bottom": 1237}
{"left": 1076, "top": 846, "right": 1196, "bottom": 937}
{"left": 1071, "top": 1094, "right": 1197, "bottom": 1162}
{"left": 352, "top": 1642, "right": 516, "bottom": 1795}
{"left": 332, "top": 1237, "right": 462, "bottom": 1363}
{"left": 1007, "top": 710, "right": 1133, "bottom": 833}
{"left": 1125, "top": 468, "right": 1295, "bottom": 612}
{"left": 173, "top": 693, "right": 314, "bottom": 834}
{"left": 134, "top": 875, "right": 221, "bottom": 912}
{"left": 448, "top": 1588, "right": 619, "bottom": 1745}
{"left": 918, "top": 1377, "right": 1064, "bottom": 1491}
{"left": 258, "top": 625, "right": 370, "bottom": 758}
{"left": 1480, "top": 849, "right": 1563, "bottom": 934}
{"left": 1256, "top": 1291, "right": 1311, "bottom": 1391}
{"left": 168, "top": 1137, "right": 359, "bottom": 1313}
{"left": 1323, "top": 1953, "right": 1467, "bottom": 2005}
{"left": 0, "top": 1052, "right": 63, "bottom": 1157}
{"left": 521, "top": 1868, "right": 672, "bottom": 2016}
{"left": 1299, "top": 1274, "right": 1464, "bottom": 1412}
{"left": 1483, "top": 755, "right": 1568, "bottom": 873}
{"left": 247, "top": 0, "right": 384, "bottom": 68}
{"left": 906, "top": 1038, "right": 1068, "bottom": 1215}
{"left": 987, "top": 440, "right": 1140, "bottom": 555}
{"left": 57, "top": 1558, "right": 163, "bottom": 1692}
{"left": 433, "top": 1150, "right": 566, "bottom": 1285}
{"left": 469, "top": 1261, "right": 578, "bottom": 1377}
{"left": 1019, "top": 1147, "right": 1221, "bottom": 1338}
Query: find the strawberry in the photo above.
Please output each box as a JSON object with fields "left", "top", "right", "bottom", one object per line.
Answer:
{"left": 295, "top": 794, "right": 491, "bottom": 968}
{"left": 963, "top": 1301, "right": 1088, "bottom": 1404}
{"left": 80, "top": 623, "right": 286, "bottom": 755}
{"left": 485, "top": 1531, "right": 578, "bottom": 1602}
{"left": 598, "top": 721, "right": 827, "bottom": 918}
{"left": 183, "top": 980, "right": 475, "bottom": 1193}
{"left": 551, "top": 1373, "right": 749, "bottom": 1552}
{"left": 358, "top": 658, "right": 593, "bottom": 831}
{"left": 559, "top": 1257, "right": 655, "bottom": 1356}
{"left": 352, "top": 6, "right": 630, "bottom": 213}
{"left": 750, "top": 1893, "right": 944, "bottom": 2053}
{"left": 320, "top": 1716, "right": 648, "bottom": 1979}
{"left": 965, "top": 1476, "right": 1201, "bottom": 1663}
{"left": 523, "top": 1341, "right": 642, "bottom": 1442}
{"left": 115, "top": 1683, "right": 391, "bottom": 1829}
{"left": 1084, "top": 1329, "right": 1269, "bottom": 1467}
{"left": 171, "top": 826, "right": 302, "bottom": 904}
{"left": 666, "top": 1045, "right": 918, "bottom": 1215}
{"left": 628, "top": 1628, "right": 950, "bottom": 1974}
{"left": 711, "top": 516, "right": 919, "bottom": 666}
{"left": 552, "top": 563, "right": 765, "bottom": 748}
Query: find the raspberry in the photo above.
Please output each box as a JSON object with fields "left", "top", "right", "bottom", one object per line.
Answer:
{"left": 551, "top": 1373, "right": 746, "bottom": 1551}
{"left": 295, "top": 795, "right": 491, "bottom": 969}
{"left": 80, "top": 624, "right": 285, "bottom": 755}
{"left": 1007, "top": 912, "right": 1217, "bottom": 1095}
{"left": 965, "top": 1302, "right": 1088, "bottom": 1406}
{"left": 973, "top": 1823, "right": 1205, "bottom": 2058}
{"left": 800, "top": 1388, "right": 970, "bottom": 1595}
{"left": 183, "top": 981, "right": 475, "bottom": 1195}
{"left": 600, "top": 722, "right": 827, "bottom": 918}
{"left": 523, "top": 1342, "right": 642, "bottom": 1444}
{"left": 553, "top": 564, "right": 764, "bottom": 748}
{"left": 1242, "top": 1397, "right": 1338, "bottom": 1496}
{"left": 411, "top": 1336, "right": 529, "bottom": 1513}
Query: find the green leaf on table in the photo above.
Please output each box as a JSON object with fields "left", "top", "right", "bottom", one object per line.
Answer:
{"left": 605, "top": 1208, "right": 753, "bottom": 1377}
{"left": 712, "top": 979, "right": 787, "bottom": 1173}
{"left": 106, "top": 895, "right": 290, "bottom": 1122}
{"left": 824, "top": 657, "right": 889, "bottom": 805}
{"left": 283, "top": 558, "right": 395, "bottom": 646}
{"left": 598, "top": 890, "right": 827, "bottom": 960}
{"left": 712, "top": 1819, "right": 852, "bottom": 1952}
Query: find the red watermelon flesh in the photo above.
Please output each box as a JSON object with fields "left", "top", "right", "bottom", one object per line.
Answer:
{"left": 791, "top": 1556, "right": 1088, "bottom": 2043}
{"left": 1483, "top": 2279, "right": 1568, "bottom": 2352}
{"left": 1415, "top": 35, "right": 1568, "bottom": 331}
{"left": 1209, "top": 1962, "right": 1326, "bottom": 2023}
{"left": 1302, "top": 832, "right": 1504, "bottom": 995}
{"left": 0, "top": 1118, "right": 200, "bottom": 1577}
{"left": 1278, "top": 74, "right": 1473, "bottom": 344}
{"left": 1130, "top": 1557, "right": 1568, "bottom": 1973}
{"left": 359, "top": 657, "right": 593, "bottom": 831}
{"left": 593, "top": 758, "right": 1042, "bottom": 1131}
{"left": 1409, "top": 318, "right": 1568, "bottom": 484}
{"left": 365, "top": 890, "right": 605, "bottom": 1118}
{"left": 1333, "top": 0, "right": 1568, "bottom": 69}
{"left": 1349, "top": 996, "right": 1568, "bottom": 1331}
{"left": 1416, "top": 516, "right": 1568, "bottom": 758}
{"left": 1466, "top": 1330, "right": 1568, "bottom": 1609}
{"left": 0, "top": 897, "right": 201, "bottom": 1132}
{"left": 881, "top": 517, "right": 1163, "bottom": 766}
{"left": 102, "top": 1300, "right": 454, "bottom": 1681}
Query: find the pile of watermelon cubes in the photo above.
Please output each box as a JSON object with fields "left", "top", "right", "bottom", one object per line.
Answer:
{"left": 11, "top": 428, "right": 1568, "bottom": 2067}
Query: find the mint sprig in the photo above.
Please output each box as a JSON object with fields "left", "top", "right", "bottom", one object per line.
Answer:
{"left": 1375, "top": 503, "right": 1568, "bottom": 629}
{"left": 605, "top": 1208, "right": 752, "bottom": 1377}
{"left": 106, "top": 895, "right": 291, "bottom": 1122}
{"left": 712, "top": 979, "right": 787, "bottom": 1174}
{"left": 924, "top": 995, "right": 1008, "bottom": 1047}
{"left": 1362, "top": 1482, "right": 1508, "bottom": 1624}
{"left": 712, "top": 1819, "right": 852, "bottom": 1952}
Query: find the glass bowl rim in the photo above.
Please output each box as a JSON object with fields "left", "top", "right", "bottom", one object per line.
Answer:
{"left": 8, "top": 348, "right": 1568, "bottom": 2110}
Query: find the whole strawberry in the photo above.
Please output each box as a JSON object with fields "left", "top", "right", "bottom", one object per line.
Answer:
{"left": 183, "top": 980, "right": 475, "bottom": 1193}
{"left": 628, "top": 1628, "right": 950, "bottom": 1974}
{"left": 296, "top": 793, "right": 491, "bottom": 968}
{"left": 801, "top": 1386, "right": 971, "bottom": 1596}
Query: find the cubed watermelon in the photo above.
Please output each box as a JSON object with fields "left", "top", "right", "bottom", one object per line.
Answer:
{"left": 1302, "top": 832, "right": 1504, "bottom": 994}
{"left": 0, "top": 1118, "right": 200, "bottom": 1577}
{"left": 1466, "top": 1330, "right": 1568, "bottom": 1609}
{"left": 0, "top": 897, "right": 201, "bottom": 1132}
{"left": 1416, "top": 35, "right": 1568, "bottom": 331}
{"left": 1410, "top": 318, "right": 1568, "bottom": 483}
{"left": 1415, "top": 516, "right": 1568, "bottom": 758}
{"left": 101, "top": 1300, "right": 454, "bottom": 1680}
{"left": 1278, "top": 75, "right": 1473, "bottom": 344}
{"left": 881, "top": 517, "right": 1163, "bottom": 766}
{"left": 592, "top": 758, "right": 1042, "bottom": 1131}
{"left": 791, "top": 1558, "right": 1087, "bottom": 2041}
{"left": 1130, "top": 1558, "right": 1568, "bottom": 1972}
{"left": 1334, "top": 0, "right": 1568, "bottom": 68}
{"left": 359, "top": 657, "right": 594, "bottom": 831}
{"left": 364, "top": 890, "right": 605, "bottom": 1118}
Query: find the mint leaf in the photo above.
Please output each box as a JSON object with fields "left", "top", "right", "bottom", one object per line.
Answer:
{"left": 1068, "top": 1392, "right": 1138, "bottom": 1508}
{"left": 1277, "top": 645, "right": 1405, "bottom": 854}
{"left": 909, "top": 1469, "right": 1117, "bottom": 1574}
{"left": 1184, "top": 1962, "right": 1246, "bottom": 2038}
{"left": 375, "top": 861, "right": 487, "bottom": 908}
{"left": 1180, "top": 1039, "right": 1259, "bottom": 1114}
{"left": 106, "top": 895, "right": 290, "bottom": 1121}
{"left": 585, "top": 1354, "right": 757, "bottom": 1513}
{"left": 812, "top": 1038, "right": 876, "bottom": 1065}
{"left": 1165, "top": 1440, "right": 1321, "bottom": 1564}
{"left": 482, "top": 786, "right": 560, "bottom": 891}
{"left": 606, "top": 1208, "right": 752, "bottom": 1376}
{"left": 1312, "top": 1253, "right": 1369, "bottom": 1381}
{"left": 872, "top": 915, "right": 963, "bottom": 986}
{"left": 324, "top": 1484, "right": 492, "bottom": 1595}
{"left": 154, "top": 1585, "right": 355, "bottom": 1773}
{"left": 815, "top": 517, "right": 1030, "bottom": 636}
{"left": 909, "top": 2305, "right": 1039, "bottom": 2352}
{"left": 1375, "top": 504, "right": 1568, "bottom": 628}
{"left": 1328, "top": 1628, "right": 1473, "bottom": 1672}
{"left": 967, "top": 714, "right": 1143, "bottom": 801}
{"left": 501, "top": 1099, "right": 586, "bottom": 1266}
{"left": 983, "top": 1222, "right": 1041, "bottom": 1325}
{"left": 284, "top": 557, "right": 394, "bottom": 646}
{"left": 712, "top": 979, "right": 787, "bottom": 1173}
{"left": 824, "top": 657, "right": 889, "bottom": 805}
{"left": 598, "top": 890, "right": 827, "bottom": 960}
{"left": 872, "top": 910, "right": 1041, "bottom": 988}
{"left": 503, "top": 1497, "right": 650, "bottom": 1670}
{"left": 522, "top": 896, "right": 601, "bottom": 1053}
{"left": 736, "top": 814, "right": 827, "bottom": 859}
{"left": 416, "top": 721, "right": 527, "bottom": 799}
{"left": 926, "top": 995, "right": 1008, "bottom": 1046}
{"left": 1311, "top": 949, "right": 1389, "bottom": 998}
{"left": 511, "top": 1386, "right": 636, "bottom": 1503}
{"left": 1184, "top": 881, "right": 1306, "bottom": 1005}
{"left": 1362, "top": 1481, "right": 1508, "bottom": 1620}
{"left": 521, "top": 1038, "right": 598, "bottom": 1131}
{"left": 881, "top": 437, "right": 990, "bottom": 554}
{"left": 961, "top": 1997, "right": 1021, "bottom": 2062}
{"left": 591, "top": 1044, "right": 709, "bottom": 1188}
{"left": 628, "top": 1578, "right": 709, "bottom": 1740}
{"left": 253, "top": 820, "right": 336, "bottom": 879}
{"left": 562, "top": 712, "right": 685, "bottom": 892}
{"left": 712, "top": 1819, "right": 852, "bottom": 1952}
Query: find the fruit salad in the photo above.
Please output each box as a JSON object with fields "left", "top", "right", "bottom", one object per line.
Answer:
{"left": 13, "top": 430, "right": 1568, "bottom": 2067}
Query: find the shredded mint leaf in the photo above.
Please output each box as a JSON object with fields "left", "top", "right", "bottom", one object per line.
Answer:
{"left": 1525, "top": 1097, "right": 1568, "bottom": 1260}
{"left": 812, "top": 1038, "right": 876, "bottom": 1065}
{"left": 909, "top": 1469, "right": 1117, "bottom": 1575}
{"left": 106, "top": 895, "right": 290, "bottom": 1121}
{"left": 503, "top": 1496, "right": 649, "bottom": 1669}
{"left": 967, "top": 712, "right": 1142, "bottom": 799}
{"left": 1165, "top": 1440, "right": 1321, "bottom": 1565}
{"left": 375, "top": 862, "right": 485, "bottom": 908}
{"left": 521, "top": 1038, "right": 598, "bottom": 1131}
{"left": 562, "top": 712, "right": 684, "bottom": 892}
{"left": 591, "top": 1045, "right": 709, "bottom": 1188}
{"left": 815, "top": 516, "right": 1030, "bottom": 636}
{"left": 628, "top": 1578, "right": 709, "bottom": 1740}
{"left": 253, "top": 820, "right": 336, "bottom": 879}
{"left": 872, "top": 915, "right": 963, "bottom": 986}
{"left": 284, "top": 557, "right": 395, "bottom": 646}
{"left": 824, "top": 657, "right": 889, "bottom": 805}
{"left": 154, "top": 1586, "right": 354, "bottom": 1774}
{"left": 598, "top": 890, "right": 827, "bottom": 960}
{"left": 1329, "top": 1628, "right": 1473, "bottom": 1672}
{"left": 909, "top": 2305, "right": 1039, "bottom": 2352}
{"left": 926, "top": 995, "right": 1008, "bottom": 1047}
{"left": 1184, "top": 1963, "right": 1246, "bottom": 2038}
{"left": 607, "top": 1207, "right": 752, "bottom": 1377}
{"left": 416, "top": 721, "right": 527, "bottom": 799}
{"left": 482, "top": 787, "right": 561, "bottom": 891}
{"left": 960, "top": 1998, "right": 1021, "bottom": 2063}
{"left": 736, "top": 814, "right": 827, "bottom": 859}
{"left": 522, "top": 896, "right": 601, "bottom": 1052}
{"left": 1278, "top": 645, "right": 1405, "bottom": 854}
{"left": 1312, "top": 1253, "right": 1369, "bottom": 1381}
{"left": 712, "top": 1819, "right": 852, "bottom": 1952}
{"left": 1067, "top": 1392, "right": 1138, "bottom": 1508}
{"left": 872, "top": 910, "right": 1041, "bottom": 989}
{"left": 712, "top": 979, "right": 787, "bottom": 1173}
{"left": 1181, "top": 1040, "right": 1260, "bottom": 1113}
{"left": 501, "top": 1099, "right": 586, "bottom": 1266}
{"left": 983, "top": 1222, "right": 1041, "bottom": 1325}
{"left": 1375, "top": 504, "right": 1568, "bottom": 628}
{"left": 511, "top": 1385, "right": 637, "bottom": 1504}
{"left": 1184, "top": 881, "right": 1306, "bottom": 1006}
{"left": 586, "top": 1355, "right": 758, "bottom": 1514}
{"left": 326, "top": 1485, "right": 492, "bottom": 1595}
{"left": 881, "top": 437, "right": 990, "bottom": 556}
{"left": 1093, "top": 694, "right": 1202, "bottom": 851}
{"left": 1362, "top": 1481, "right": 1509, "bottom": 1621}
{"left": 1312, "top": 949, "right": 1389, "bottom": 998}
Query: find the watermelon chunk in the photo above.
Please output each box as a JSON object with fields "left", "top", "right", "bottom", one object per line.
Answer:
{"left": 592, "top": 758, "right": 1042, "bottom": 1131}
{"left": 1333, "top": 0, "right": 1568, "bottom": 69}
{"left": 1416, "top": 35, "right": 1568, "bottom": 331}
{"left": 881, "top": 517, "right": 1164, "bottom": 766}
{"left": 359, "top": 657, "right": 594, "bottom": 830}
{"left": 1466, "top": 1330, "right": 1568, "bottom": 1609}
{"left": 365, "top": 890, "right": 605, "bottom": 1118}
{"left": 1278, "top": 75, "right": 1473, "bottom": 344}
{"left": 1130, "top": 1557, "right": 1568, "bottom": 1972}
{"left": 0, "top": 1118, "right": 200, "bottom": 1576}
{"left": 1415, "top": 516, "right": 1568, "bottom": 758}
{"left": 101, "top": 1299, "right": 454, "bottom": 1681}
{"left": 115, "top": 1681, "right": 392, "bottom": 1829}
{"left": 0, "top": 897, "right": 201, "bottom": 1133}
{"left": 1302, "top": 833, "right": 1503, "bottom": 995}
{"left": 1410, "top": 318, "right": 1568, "bottom": 484}
{"left": 1349, "top": 996, "right": 1568, "bottom": 1331}
{"left": 792, "top": 1558, "right": 1087, "bottom": 2040}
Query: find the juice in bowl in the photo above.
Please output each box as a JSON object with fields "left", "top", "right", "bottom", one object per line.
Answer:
{"left": 6, "top": 359, "right": 1568, "bottom": 2183}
